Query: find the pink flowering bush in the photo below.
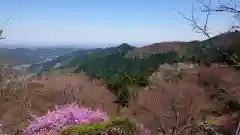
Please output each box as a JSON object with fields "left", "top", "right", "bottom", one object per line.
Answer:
{"left": 23, "top": 102, "right": 152, "bottom": 135}
{"left": 23, "top": 103, "right": 109, "bottom": 135}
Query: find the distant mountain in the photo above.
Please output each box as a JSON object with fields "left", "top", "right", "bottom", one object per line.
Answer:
{"left": 125, "top": 41, "right": 187, "bottom": 58}
{"left": 26, "top": 31, "right": 240, "bottom": 73}
{"left": 26, "top": 48, "right": 92, "bottom": 72}
{"left": 27, "top": 43, "right": 136, "bottom": 73}
{"left": 0, "top": 47, "right": 77, "bottom": 66}
{"left": 125, "top": 31, "right": 240, "bottom": 62}
{"left": 202, "top": 31, "right": 240, "bottom": 48}
{"left": 61, "top": 43, "right": 135, "bottom": 68}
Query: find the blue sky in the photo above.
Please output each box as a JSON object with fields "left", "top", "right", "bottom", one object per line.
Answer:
{"left": 0, "top": 0, "right": 237, "bottom": 47}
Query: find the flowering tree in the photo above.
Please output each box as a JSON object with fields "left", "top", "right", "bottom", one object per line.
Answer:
{"left": 23, "top": 102, "right": 151, "bottom": 135}
{"left": 23, "top": 103, "right": 109, "bottom": 135}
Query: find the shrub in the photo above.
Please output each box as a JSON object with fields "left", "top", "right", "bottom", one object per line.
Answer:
{"left": 23, "top": 103, "right": 109, "bottom": 135}
{"left": 23, "top": 103, "right": 151, "bottom": 135}
{"left": 61, "top": 118, "right": 151, "bottom": 135}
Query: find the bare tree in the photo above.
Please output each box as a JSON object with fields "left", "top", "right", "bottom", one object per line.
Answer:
{"left": 177, "top": 0, "right": 239, "bottom": 34}
{"left": 129, "top": 83, "right": 210, "bottom": 135}
{"left": 0, "top": 19, "right": 10, "bottom": 40}
{"left": 176, "top": 0, "right": 240, "bottom": 134}
{"left": 0, "top": 65, "right": 32, "bottom": 134}
{"left": 135, "top": 100, "right": 205, "bottom": 135}
{"left": 176, "top": 0, "right": 240, "bottom": 66}
{"left": 0, "top": 29, "right": 4, "bottom": 40}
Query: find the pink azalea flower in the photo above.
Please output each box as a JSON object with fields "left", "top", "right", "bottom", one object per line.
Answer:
{"left": 23, "top": 102, "right": 109, "bottom": 135}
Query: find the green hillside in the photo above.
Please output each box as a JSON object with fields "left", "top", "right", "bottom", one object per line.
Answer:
{"left": 35, "top": 43, "right": 178, "bottom": 107}
{"left": 62, "top": 43, "right": 135, "bottom": 68}
{"left": 71, "top": 44, "right": 179, "bottom": 107}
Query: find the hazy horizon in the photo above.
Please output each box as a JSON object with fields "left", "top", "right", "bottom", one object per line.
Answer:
{"left": 0, "top": 0, "right": 238, "bottom": 47}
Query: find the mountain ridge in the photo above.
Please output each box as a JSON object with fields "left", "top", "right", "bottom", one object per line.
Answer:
{"left": 19, "top": 31, "right": 240, "bottom": 74}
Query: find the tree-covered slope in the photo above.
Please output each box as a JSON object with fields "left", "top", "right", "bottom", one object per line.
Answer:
{"left": 63, "top": 43, "right": 135, "bottom": 68}
{"left": 26, "top": 48, "right": 100, "bottom": 73}
{"left": 30, "top": 32, "right": 240, "bottom": 108}
{"left": 70, "top": 32, "right": 240, "bottom": 107}
{"left": 73, "top": 45, "right": 178, "bottom": 107}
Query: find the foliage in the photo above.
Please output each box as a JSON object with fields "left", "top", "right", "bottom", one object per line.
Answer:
{"left": 61, "top": 118, "right": 151, "bottom": 135}
{"left": 23, "top": 103, "right": 150, "bottom": 135}
{"left": 62, "top": 43, "right": 135, "bottom": 69}
{"left": 74, "top": 50, "right": 179, "bottom": 108}
{"left": 178, "top": 41, "right": 201, "bottom": 62}
{"left": 61, "top": 123, "right": 108, "bottom": 135}
{"left": 178, "top": 40, "right": 230, "bottom": 64}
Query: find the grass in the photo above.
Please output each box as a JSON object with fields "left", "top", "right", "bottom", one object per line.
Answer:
{"left": 60, "top": 123, "right": 108, "bottom": 135}
{"left": 60, "top": 118, "right": 137, "bottom": 135}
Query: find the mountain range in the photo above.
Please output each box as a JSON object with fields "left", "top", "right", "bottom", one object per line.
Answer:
{"left": 16, "top": 31, "right": 239, "bottom": 74}
{"left": 0, "top": 47, "right": 78, "bottom": 66}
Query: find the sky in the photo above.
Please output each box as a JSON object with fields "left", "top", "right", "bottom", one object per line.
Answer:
{"left": 0, "top": 0, "right": 238, "bottom": 47}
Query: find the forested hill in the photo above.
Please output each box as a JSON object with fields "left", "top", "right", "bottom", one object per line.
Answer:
{"left": 28, "top": 43, "right": 136, "bottom": 73}
{"left": 18, "top": 31, "right": 239, "bottom": 111}
{"left": 61, "top": 43, "right": 179, "bottom": 107}
{"left": 27, "top": 31, "right": 240, "bottom": 76}
{"left": 62, "top": 43, "right": 136, "bottom": 68}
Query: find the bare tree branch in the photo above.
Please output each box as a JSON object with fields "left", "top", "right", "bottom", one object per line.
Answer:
{"left": 175, "top": 5, "right": 211, "bottom": 39}
{"left": 155, "top": 115, "right": 167, "bottom": 135}
{"left": 215, "top": 5, "right": 240, "bottom": 14}
{"left": 0, "top": 18, "right": 11, "bottom": 40}
{"left": 171, "top": 100, "right": 179, "bottom": 135}
{"left": 176, "top": 0, "right": 240, "bottom": 67}
{"left": 0, "top": 29, "right": 4, "bottom": 40}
